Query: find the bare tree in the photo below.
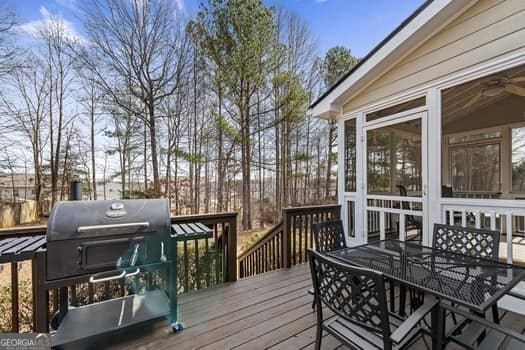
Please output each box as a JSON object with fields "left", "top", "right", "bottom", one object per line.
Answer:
{"left": 79, "top": 0, "right": 191, "bottom": 195}
{"left": 36, "top": 16, "right": 78, "bottom": 205}
{"left": 0, "top": 55, "right": 49, "bottom": 215}
{"left": 76, "top": 68, "right": 103, "bottom": 200}
{"left": 0, "top": 5, "right": 17, "bottom": 78}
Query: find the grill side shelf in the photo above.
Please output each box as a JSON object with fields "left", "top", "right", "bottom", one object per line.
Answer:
{"left": 0, "top": 235, "right": 46, "bottom": 263}
{"left": 171, "top": 223, "right": 212, "bottom": 241}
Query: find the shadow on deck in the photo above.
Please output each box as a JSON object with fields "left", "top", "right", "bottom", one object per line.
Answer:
{"left": 105, "top": 264, "right": 524, "bottom": 350}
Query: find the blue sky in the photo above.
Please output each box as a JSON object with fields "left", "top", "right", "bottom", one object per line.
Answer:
{"left": 9, "top": 0, "right": 426, "bottom": 58}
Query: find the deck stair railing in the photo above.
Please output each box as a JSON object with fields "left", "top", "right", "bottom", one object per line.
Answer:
{"left": 238, "top": 204, "right": 341, "bottom": 278}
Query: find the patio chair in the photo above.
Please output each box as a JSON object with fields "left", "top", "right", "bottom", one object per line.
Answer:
{"left": 403, "top": 224, "right": 501, "bottom": 322}
{"left": 396, "top": 185, "right": 422, "bottom": 244}
{"left": 311, "top": 219, "right": 347, "bottom": 253}
{"left": 436, "top": 224, "right": 500, "bottom": 322}
{"left": 308, "top": 249, "right": 438, "bottom": 350}
{"left": 308, "top": 220, "right": 347, "bottom": 309}
{"left": 440, "top": 301, "right": 525, "bottom": 349}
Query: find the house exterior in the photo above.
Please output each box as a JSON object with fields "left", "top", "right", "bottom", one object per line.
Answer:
{"left": 309, "top": 0, "right": 525, "bottom": 263}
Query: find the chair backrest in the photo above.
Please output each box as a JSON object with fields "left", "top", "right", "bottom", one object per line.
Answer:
{"left": 307, "top": 249, "right": 391, "bottom": 349}
{"left": 433, "top": 224, "right": 500, "bottom": 260}
{"left": 397, "top": 185, "right": 421, "bottom": 229}
{"left": 311, "top": 220, "right": 347, "bottom": 253}
{"left": 441, "top": 185, "right": 453, "bottom": 198}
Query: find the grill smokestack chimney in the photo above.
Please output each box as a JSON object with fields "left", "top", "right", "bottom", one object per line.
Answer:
{"left": 69, "top": 181, "right": 83, "bottom": 201}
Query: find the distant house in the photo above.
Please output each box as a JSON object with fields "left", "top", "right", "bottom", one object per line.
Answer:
{"left": 310, "top": 0, "right": 525, "bottom": 263}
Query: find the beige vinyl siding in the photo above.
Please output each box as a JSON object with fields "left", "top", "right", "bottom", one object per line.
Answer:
{"left": 343, "top": 0, "right": 525, "bottom": 113}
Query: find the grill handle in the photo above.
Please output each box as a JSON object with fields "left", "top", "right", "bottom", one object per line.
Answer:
{"left": 77, "top": 222, "right": 150, "bottom": 233}
{"left": 89, "top": 270, "right": 125, "bottom": 283}
{"left": 89, "top": 268, "right": 141, "bottom": 283}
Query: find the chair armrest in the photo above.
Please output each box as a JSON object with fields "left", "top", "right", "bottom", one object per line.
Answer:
{"left": 507, "top": 281, "right": 525, "bottom": 300}
{"left": 390, "top": 296, "right": 438, "bottom": 344}
{"left": 440, "top": 302, "right": 525, "bottom": 343}
{"left": 507, "top": 290, "right": 525, "bottom": 300}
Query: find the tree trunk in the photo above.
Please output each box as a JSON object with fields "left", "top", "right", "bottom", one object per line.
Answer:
{"left": 90, "top": 93, "right": 97, "bottom": 200}
{"left": 144, "top": 121, "right": 148, "bottom": 195}
{"left": 325, "top": 121, "right": 336, "bottom": 200}
{"left": 241, "top": 100, "right": 252, "bottom": 230}
{"left": 147, "top": 102, "right": 160, "bottom": 196}
{"left": 216, "top": 85, "right": 224, "bottom": 212}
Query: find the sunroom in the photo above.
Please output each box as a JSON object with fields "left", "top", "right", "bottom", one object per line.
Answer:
{"left": 309, "top": 0, "right": 525, "bottom": 264}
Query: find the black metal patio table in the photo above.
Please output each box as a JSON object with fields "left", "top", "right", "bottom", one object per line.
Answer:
{"left": 327, "top": 239, "right": 525, "bottom": 349}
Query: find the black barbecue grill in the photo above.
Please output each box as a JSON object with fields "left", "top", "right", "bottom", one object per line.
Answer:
{"left": 31, "top": 198, "right": 181, "bottom": 348}
{"left": 0, "top": 198, "right": 218, "bottom": 347}
{"left": 46, "top": 199, "right": 171, "bottom": 281}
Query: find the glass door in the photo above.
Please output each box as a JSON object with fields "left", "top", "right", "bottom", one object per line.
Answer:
{"left": 363, "top": 111, "right": 427, "bottom": 244}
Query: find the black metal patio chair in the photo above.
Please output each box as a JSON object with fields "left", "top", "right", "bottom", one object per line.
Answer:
{"left": 309, "top": 219, "right": 401, "bottom": 313}
{"left": 403, "top": 224, "right": 501, "bottom": 323}
{"left": 308, "top": 220, "right": 347, "bottom": 309}
{"left": 312, "top": 219, "right": 347, "bottom": 253}
{"left": 440, "top": 301, "right": 525, "bottom": 349}
{"left": 308, "top": 249, "right": 437, "bottom": 350}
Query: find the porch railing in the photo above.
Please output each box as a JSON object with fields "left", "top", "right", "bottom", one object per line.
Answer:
{"left": 0, "top": 212, "right": 237, "bottom": 333}
{"left": 238, "top": 204, "right": 341, "bottom": 278}
{"left": 441, "top": 199, "right": 525, "bottom": 264}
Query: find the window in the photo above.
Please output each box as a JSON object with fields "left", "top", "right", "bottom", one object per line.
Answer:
{"left": 344, "top": 119, "right": 357, "bottom": 192}
{"left": 366, "top": 97, "right": 425, "bottom": 122}
{"left": 449, "top": 131, "right": 501, "bottom": 144}
{"left": 512, "top": 127, "right": 525, "bottom": 193}
{"left": 450, "top": 143, "right": 500, "bottom": 193}
{"left": 367, "top": 120, "right": 422, "bottom": 194}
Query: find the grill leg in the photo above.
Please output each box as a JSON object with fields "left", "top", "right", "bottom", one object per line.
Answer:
{"left": 58, "top": 287, "right": 69, "bottom": 323}
{"left": 33, "top": 251, "right": 49, "bottom": 332}
{"left": 168, "top": 238, "right": 178, "bottom": 326}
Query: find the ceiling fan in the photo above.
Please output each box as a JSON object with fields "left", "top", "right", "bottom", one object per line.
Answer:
{"left": 463, "top": 75, "right": 525, "bottom": 108}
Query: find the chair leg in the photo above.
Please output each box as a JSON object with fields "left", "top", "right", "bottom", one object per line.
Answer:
{"left": 399, "top": 284, "right": 406, "bottom": 317}
{"left": 311, "top": 298, "right": 316, "bottom": 310}
{"left": 491, "top": 304, "right": 500, "bottom": 324}
{"left": 389, "top": 280, "right": 395, "bottom": 312}
{"left": 315, "top": 326, "right": 322, "bottom": 350}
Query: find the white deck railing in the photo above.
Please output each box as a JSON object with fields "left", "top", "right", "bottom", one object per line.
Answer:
{"left": 441, "top": 199, "right": 525, "bottom": 264}
{"left": 366, "top": 195, "right": 423, "bottom": 241}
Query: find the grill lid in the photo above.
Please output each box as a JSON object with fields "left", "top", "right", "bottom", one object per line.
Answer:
{"left": 47, "top": 199, "right": 170, "bottom": 241}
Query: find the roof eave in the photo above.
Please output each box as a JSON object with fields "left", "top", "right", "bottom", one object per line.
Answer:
{"left": 311, "top": 0, "right": 479, "bottom": 119}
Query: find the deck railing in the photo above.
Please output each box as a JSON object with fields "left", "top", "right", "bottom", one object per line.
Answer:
{"left": 238, "top": 204, "right": 341, "bottom": 278}
{"left": 441, "top": 199, "right": 525, "bottom": 264}
{"left": 0, "top": 212, "right": 237, "bottom": 333}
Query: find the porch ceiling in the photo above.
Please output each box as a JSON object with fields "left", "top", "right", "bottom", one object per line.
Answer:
{"left": 442, "top": 64, "right": 525, "bottom": 133}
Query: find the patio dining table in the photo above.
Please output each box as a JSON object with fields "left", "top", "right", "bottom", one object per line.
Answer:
{"left": 327, "top": 239, "right": 525, "bottom": 349}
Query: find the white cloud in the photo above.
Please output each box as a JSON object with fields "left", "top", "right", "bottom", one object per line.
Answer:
{"left": 18, "top": 6, "right": 85, "bottom": 44}
{"left": 56, "top": 0, "right": 77, "bottom": 11}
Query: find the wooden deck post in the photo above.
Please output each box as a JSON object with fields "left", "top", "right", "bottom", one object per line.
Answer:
{"left": 226, "top": 214, "right": 238, "bottom": 282}
{"left": 11, "top": 261, "right": 19, "bottom": 332}
{"left": 282, "top": 209, "right": 292, "bottom": 268}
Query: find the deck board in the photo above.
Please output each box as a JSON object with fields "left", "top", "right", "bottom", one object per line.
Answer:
{"left": 107, "top": 264, "right": 524, "bottom": 350}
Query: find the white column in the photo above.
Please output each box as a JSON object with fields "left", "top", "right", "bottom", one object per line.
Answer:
{"left": 426, "top": 88, "right": 441, "bottom": 246}
{"left": 356, "top": 112, "right": 365, "bottom": 244}
{"left": 337, "top": 116, "right": 346, "bottom": 238}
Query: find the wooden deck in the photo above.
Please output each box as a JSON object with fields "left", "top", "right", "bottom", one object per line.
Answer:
{"left": 104, "top": 264, "right": 525, "bottom": 350}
